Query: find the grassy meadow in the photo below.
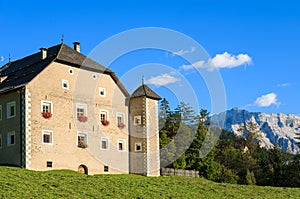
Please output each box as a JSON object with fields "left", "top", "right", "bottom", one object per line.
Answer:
{"left": 0, "top": 166, "right": 299, "bottom": 198}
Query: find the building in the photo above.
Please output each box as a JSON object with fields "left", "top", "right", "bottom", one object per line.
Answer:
{"left": 0, "top": 42, "right": 161, "bottom": 176}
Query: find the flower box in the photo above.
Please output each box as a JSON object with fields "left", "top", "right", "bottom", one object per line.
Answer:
{"left": 78, "top": 115, "right": 88, "bottom": 122}
{"left": 118, "top": 123, "right": 126, "bottom": 129}
{"left": 78, "top": 141, "right": 87, "bottom": 148}
{"left": 42, "top": 112, "right": 52, "bottom": 119}
{"left": 102, "top": 120, "right": 110, "bottom": 126}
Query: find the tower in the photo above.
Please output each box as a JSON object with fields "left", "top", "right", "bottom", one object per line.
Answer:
{"left": 129, "top": 83, "right": 161, "bottom": 176}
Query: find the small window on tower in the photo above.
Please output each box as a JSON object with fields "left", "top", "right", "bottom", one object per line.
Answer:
{"left": 62, "top": 80, "right": 69, "bottom": 89}
{"left": 99, "top": 87, "right": 106, "bottom": 97}
{"left": 134, "top": 115, "right": 142, "bottom": 125}
{"left": 135, "top": 143, "right": 142, "bottom": 151}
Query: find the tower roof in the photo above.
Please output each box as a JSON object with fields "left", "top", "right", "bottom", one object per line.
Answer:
{"left": 131, "top": 84, "right": 161, "bottom": 100}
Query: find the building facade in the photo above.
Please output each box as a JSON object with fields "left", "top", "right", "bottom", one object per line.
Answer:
{"left": 0, "top": 42, "right": 161, "bottom": 176}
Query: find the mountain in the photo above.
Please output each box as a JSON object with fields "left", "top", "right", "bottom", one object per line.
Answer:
{"left": 210, "top": 108, "right": 300, "bottom": 154}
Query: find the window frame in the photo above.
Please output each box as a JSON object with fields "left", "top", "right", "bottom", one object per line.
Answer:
{"left": 76, "top": 103, "right": 88, "bottom": 118}
{"left": 99, "top": 87, "right": 106, "bottom": 97}
{"left": 116, "top": 112, "right": 125, "bottom": 126}
{"left": 100, "top": 110, "right": 109, "bottom": 122}
{"left": 134, "top": 115, "right": 142, "bottom": 125}
{"left": 62, "top": 79, "right": 69, "bottom": 89}
{"left": 117, "top": 139, "right": 126, "bottom": 152}
{"left": 42, "top": 130, "right": 53, "bottom": 145}
{"left": 135, "top": 143, "right": 142, "bottom": 152}
{"left": 101, "top": 137, "right": 109, "bottom": 150}
{"left": 77, "top": 132, "right": 88, "bottom": 148}
{"left": 7, "top": 101, "right": 16, "bottom": 119}
{"left": 41, "top": 100, "right": 53, "bottom": 114}
{"left": 7, "top": 131, "right": 15, "bottom": 146}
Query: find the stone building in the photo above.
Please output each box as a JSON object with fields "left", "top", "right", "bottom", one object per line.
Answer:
{"left": 0, "top": 42, "right": 161, "bottom": 176}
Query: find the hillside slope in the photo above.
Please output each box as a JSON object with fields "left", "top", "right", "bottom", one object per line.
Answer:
{"left": 0, "top": 167, "right": 299, "bottom": 198}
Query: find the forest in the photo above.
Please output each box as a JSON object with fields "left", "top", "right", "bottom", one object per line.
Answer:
{"left": 159, "top": 98, "right": 300, "bottom": 187}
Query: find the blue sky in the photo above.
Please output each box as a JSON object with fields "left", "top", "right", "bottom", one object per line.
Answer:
{"left": 0, "top": 0, "right": 299, "bottom": 115}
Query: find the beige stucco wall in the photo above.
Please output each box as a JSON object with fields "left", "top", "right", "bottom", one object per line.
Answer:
{"left": 26, "top": 61, "right": 129, "bottom": 174}
{"left": 0, "top": 90, "right": 22, "bottom": 166}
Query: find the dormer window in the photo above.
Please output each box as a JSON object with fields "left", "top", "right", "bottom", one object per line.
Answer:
{"left": 0, "top": 76, "right": 8, "bottom": 83}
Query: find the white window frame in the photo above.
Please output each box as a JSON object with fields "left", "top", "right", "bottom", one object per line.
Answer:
{"left": 7, "top": 101, "right": 16, "bottom": 119}
{"left": 135, "top": 143, "right": 142, "bottom": 152}
{"left": 7, "top": 131, "right": 15, "bottom": 146}
{"left": 99, "top": 87, "right": 106, "bottom": 97}
{"left": 42, "top": 130, "right": 53, "bottom": 145}
{"left": 77, "top": 132, "right": 88, "bottom": 148}
{"left": 117, "top": 139, "right": 126, "bottom": 152}
{"left": 62, "top": 79, "right": 69, "bottom": 89}
{"left": 100, "top": 110, "right": 109, "bottom": 122}
{"left": 92, "top": 74, "right": 98, "bottom": 80}
{"left": 41, "top": 101, "right": 53, "bottom": 114}
{"left": 0, "top": 134, "right": 2, "bottom": 149}
{"left": 116, "top": 112, "right": 125, "bottom": 125}
{"left": 69, "top": 68, "right": 74, "bottom": 75}
{"left": 101, "top": 137, "right": 109, "bottom": 150}
{"left": 134, "top": 115, "right": 142, "bottom": 125}
{"left": 76, "top": 103, "right": 88, "bottom": 118}
{"left": 0, "top": 105, "right": 2, "bottom": 121}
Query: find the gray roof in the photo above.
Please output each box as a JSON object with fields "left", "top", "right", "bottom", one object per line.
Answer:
{"left": 131, "top": 84, "right": 161, "bottom": 100}
{"left": 0, "top": 43, "right": 129, "bottom": 96}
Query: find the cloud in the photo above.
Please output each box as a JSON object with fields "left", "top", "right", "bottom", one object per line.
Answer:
{"left": 254, "top": 93, "right": 279, "bottom": 107}
{"left": 0, "top": 56, "right": 4, "bottom": 62}
{"left": 181, "top": 52, "right": 252, "bottom": 71}
{"left": 172, "top": 47, "right": 196, "bottom": 56}
{"left": 146, "top": 74, "right": 180, "bottom": 86}
{"left": 277, "top": 83, "right": 291, "bottom": 87}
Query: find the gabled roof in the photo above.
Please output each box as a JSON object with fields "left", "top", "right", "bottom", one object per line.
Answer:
{"left": 0, "top": 43, "right": 129, "bottom": 96}
{"left": 131, "top": 84, "right": 161, "bottom": 100}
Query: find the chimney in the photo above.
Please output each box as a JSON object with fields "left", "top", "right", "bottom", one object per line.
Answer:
{"left": 40, "top": 48, "right": 47, "bottom": 59}
{"left": 73, "top": 42, "right": 80, "bottom": 52}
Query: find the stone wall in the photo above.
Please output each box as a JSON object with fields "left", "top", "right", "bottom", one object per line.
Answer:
{"left": 161, "top": 168, "right": 200, "bottom": 178}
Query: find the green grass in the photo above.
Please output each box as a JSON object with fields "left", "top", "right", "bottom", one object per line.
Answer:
{"left": 0, "top": 167, "right": 299, "bottom": 199}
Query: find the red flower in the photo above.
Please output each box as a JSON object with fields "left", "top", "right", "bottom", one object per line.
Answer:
{"left": 118, "top": 123, "right": 126, "bottom": 129}
{"left": 78, "top": 141, "right": 87, "bottom": 148}
{"left": 42, "top": 112, "right": 52, "bottom": 119}
{"left": 78, "top": 115, "right": 88, "bottom": 122}
{"left": 102, "top": 120, "right": 110, "bottom": 126}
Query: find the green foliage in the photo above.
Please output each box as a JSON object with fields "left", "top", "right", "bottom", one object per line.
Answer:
{"left": 1, "top": 167, "right": 300, "bottom": 199}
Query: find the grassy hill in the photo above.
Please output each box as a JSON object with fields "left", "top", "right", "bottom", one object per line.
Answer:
{"left": 0, "top": 167, "right": 299, "bottom": 199}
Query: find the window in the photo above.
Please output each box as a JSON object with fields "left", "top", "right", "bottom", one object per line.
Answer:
{"left": 101, "top": 137, "right": 109, "bottom": 150}
{"left": 118, "top": 139, "right": 126, "bottom": 151}
{"left": 7, "top": 131, "right": 15, "bottom": 146}
{"left": 100, "top": 110, "right": 109, "bottom": 122}
{"left": 7, "top": 101, "right": 16, "bottom": 119}
{"left": 135, "top": 143, "right": 142, "bottom": 151}
{"left": 77, "top": 132, "right": 88, "bottom": 148}
{"left": 41, "top": 101, "right": 52, "bottom": 113}
{"left": 116, "top": 112, "right": 125, "bottom": 126}
{"left": 134, "top": 115, "right": 142, "bottom": 125}
{"left": 69, "top": 68, "right": 74, "bottom": 75}
{"left": 76, "top": 103, "right": 87, "bottom": 118}
{"left": 0, "top": 105, "right": 2, "bottom": 120}
{"left": 42, "top": 130, "right": 53, "bottom": 144}
{"left": 0, "top": 134, "right": 2, "bottom": 149}
{"left": 99, "top": 87, "right": 106, "bottom": 97}
{"left": 47, "top": 161, "right": 53, "bottom": 168}
{"left": 92, "top": 74, "right": 97, "bottom": 80}
{"left": 104, "top": 166, "right": 109, "bottom": 172}
{"left": 62, "top": 79, "right": 69, "bottom": 89}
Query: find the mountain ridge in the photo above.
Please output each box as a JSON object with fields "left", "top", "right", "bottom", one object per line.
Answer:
{"left": 210, "top": 108, "right": 300, "bottom": 153}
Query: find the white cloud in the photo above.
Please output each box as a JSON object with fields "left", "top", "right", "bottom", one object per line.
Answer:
{"left": 254, "top": 93, "right": 279, "bottom": 107}
{"left": 181, "top": 52, "right": 252, "bottom": 71}
{"left": 277, "top": 83, "right": 291, "bottom": 87}
{"left": 172, "top": 47, "right": 196, "bottom": 56}
{"left": 0, "top": 56, "right": 4, "bottom": 62}
{"left": 146, "top": 74, "right": 180, "bottom": 86}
